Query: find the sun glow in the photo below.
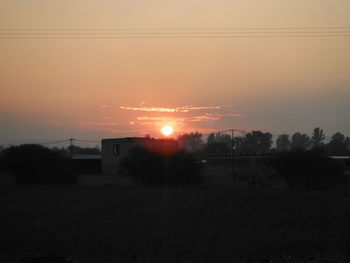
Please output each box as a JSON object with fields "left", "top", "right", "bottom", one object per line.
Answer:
{"left": 161, "top": 126, "right": 173, "bottom": 137}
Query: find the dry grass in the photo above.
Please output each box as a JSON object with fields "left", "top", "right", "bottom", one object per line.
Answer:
{"left": 1, "top": 185, "right": 350, "bottom": 263}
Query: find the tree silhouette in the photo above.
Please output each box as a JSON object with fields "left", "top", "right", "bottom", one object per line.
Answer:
{"left": 291, "top": 132, "right": 310, "bottom": 150}
{"left": 178, "top": 132, "right": 203, "bottom": 152}
{"left": 215, "top": 133, "right": 232, "bottom": 145}
{"left": 237, "top": 130, "right": 272, "bottom": 153}
{"left": 346, "top": 137, "right": 350, "bottom": 152}
{"left": 2, "top": 144, "right": 73, "bottom": 184}
{"left": 276, "top": 134, "right": 291, "bottom": 152}
{"left": 311, "top": 127, "right": 326, "bottom": 148}
{"left": 204, "top": 133, "right": 231, "bottom": 154}
{"left": 207, "top": 133, "right": 215, "bottom": 145}
{"left": 205, "top": 141, "right": 231, "bottom": 154}
{"left": 327, "top": 132, "right": 348, "bottom": 155}
{"left": 120, "top": 146, "right": 200, "bottom": 184}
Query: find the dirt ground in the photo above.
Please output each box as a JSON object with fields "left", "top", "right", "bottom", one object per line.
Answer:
{"left": 1, "top": 185, "right": 350, "bottom": 263}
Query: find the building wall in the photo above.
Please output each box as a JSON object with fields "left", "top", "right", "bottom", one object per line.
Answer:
{"left": 102, "top": 138, "right": 141, "bottom": 174}
{"left": 101, "top": 137, "right": 179, "bottom": 175}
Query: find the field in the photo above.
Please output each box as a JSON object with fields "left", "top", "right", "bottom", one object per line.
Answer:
{"left": 1, "top": 185, "right": 350, "bottom": 263}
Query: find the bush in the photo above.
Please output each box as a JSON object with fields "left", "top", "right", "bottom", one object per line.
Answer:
{"left": 120, "top": 146, "right": 201, "bottom": 185}
{"left": 168, "top": 151, "right": 201, "bottom": 185}
{"left": 268, "top": 150, "right": 345, "bottom": 189}
{"left": 2, "top": 144, "right": 75, "bottom": 184}
{"left": 120, "top": 146, "right": 164, "bottom": 184}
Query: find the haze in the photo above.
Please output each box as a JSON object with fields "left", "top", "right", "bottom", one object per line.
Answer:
{"left": 0, "top": 0, "right": 349, "bottom": 145}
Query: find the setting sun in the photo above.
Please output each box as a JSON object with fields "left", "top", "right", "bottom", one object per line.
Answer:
{"left": 161, "top": 126, "right": 173, "bottom": 137}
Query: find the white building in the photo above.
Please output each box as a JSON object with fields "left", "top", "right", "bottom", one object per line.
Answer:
{"left": 101, "top": 137, "right": 178, "bottom": 174}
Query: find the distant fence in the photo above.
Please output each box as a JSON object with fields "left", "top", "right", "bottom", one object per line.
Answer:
{"left": 207, "top": 153, "right": 276, "bottom": 167}
{"left": 201, "top": 153, "right": 279, "bottom": 187}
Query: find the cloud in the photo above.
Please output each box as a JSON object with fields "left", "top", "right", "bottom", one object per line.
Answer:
{"left": 135, "top": 116, "right": 186, "bottom": 128}
{"left": 189, "top": 115, "right": 220, "bottom": 122}
{"left": 120, "top": 106, "right": 176, "bottom": 112}
{"left": 136, "top": 116, "right": 186, "bottom": 122}
{"left": 119, "top": 105, "right": 228, "bottom": 113}
{"left": 183, "top": 113, "right": 243, "bottom": 123}
{"left": 91, "top": 103, "right": 245, "bottom": 136}
{"left": 123, "top": 105, "right": 244, "bottom": 129}
{"left": 177, "top": 105, "right": 226, "bottom": 112}
{"left": 133, "top": 112, "right": 242, "bottom": 127}
{"left": 80, "top": 121, "right": 121, "bottom": 127}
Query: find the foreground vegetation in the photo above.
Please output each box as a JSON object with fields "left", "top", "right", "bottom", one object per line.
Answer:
{"left": 120, "top": 146, "right": 201, "bottom": 185}
{"left": 1, "top": 185, "right": 350, "bottom": 263}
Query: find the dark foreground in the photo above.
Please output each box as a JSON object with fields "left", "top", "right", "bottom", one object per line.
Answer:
{"left": 1, "top": 186, "right": 350, "bottom": 263}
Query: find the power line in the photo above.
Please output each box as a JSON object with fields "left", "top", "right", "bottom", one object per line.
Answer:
{"left": 1, "top": 32, "right": 350, "bottom": 35}
{"left": 2, "top": 31, "right": 349, "bottom": 34}
{"left": 2, "top": 139, "right": 101, "bottom": 146}
{"left": 1, "top": 35, "right": 350, "bottom": 39}
{"left": 1, "top": 26, "right": 350, "bottom": 30}
{"left": 75, "top": 139, "right": 100, "bottom": 143}
{"left": 1, "top": 27, "right": 349, "bottom": 38}
{"left": 39, "top": 139, "right": 70, "bottom": 145}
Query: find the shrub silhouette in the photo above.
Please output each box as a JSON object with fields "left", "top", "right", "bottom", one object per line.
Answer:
{"left": 168, "top": 151, "right": 201, "bottom": 184}
{"left": 269, "top": 149, "right": 345, "bottom": 189}
{"left": 120, "top": 146, "right": 164, "bottom": 184}
{"left": 120, "top": 146, "right": 201, "bottom": 185}
{"left": 2, "top": 144, "right": 74, "bottom": 184}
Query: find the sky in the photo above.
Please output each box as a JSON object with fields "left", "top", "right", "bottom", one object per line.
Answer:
{"left": 0, "top": 0, "right": 350, "bottom": 146}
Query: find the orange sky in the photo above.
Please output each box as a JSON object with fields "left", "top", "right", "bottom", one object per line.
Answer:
{"left": 0, "top": 0, "right": 350, "bottom": 145}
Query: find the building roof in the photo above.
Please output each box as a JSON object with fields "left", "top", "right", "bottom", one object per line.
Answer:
{"left": 329, "top": 156, "right": 350, "bottom": 160}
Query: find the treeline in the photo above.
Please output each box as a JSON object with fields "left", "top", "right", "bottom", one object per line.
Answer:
{"left": 51, "top": 145, "right": 101, "bottom": 157}
{"left": 0, "top": 144, "right": 100, "bottom": 184}
{"left": 275, "top": 129, "right": 349, "bottom": 156}
{"left": 176, "top": 128, "right": 349, "bottom": 189}
{"left": 178, "top": 128, "right": 350, "bottom": 156}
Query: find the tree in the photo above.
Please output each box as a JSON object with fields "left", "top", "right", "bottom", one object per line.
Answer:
{"left": 204, "top": 133, "right": 231, "bottom": 154}
{"left": 237, "top": 130, "right": 273, "bottom": 153}
{"left": 232, "top": 137, "right": 244, "bottom": 152}
{"left": 67, "top": 145, "right": 101, "bottom": 155}
{"left": 346, "top": 137, "right": 350, "bottom": 152}
{"left": 51, "top": 147, "right": 69, "bottom": 157}
{"left": 120, "top": 146, "right": 200, "bottom": 185}
{"left": 207, "top": 133, "right": 216, "bottom": 145}
{"left": 270, "top": 150, "right": 345, "bottom": 189}
{"left": 311, "top": 127, "right": 326, "bottom": 148}
{"left": 205, "top": 141, "right": 231, "bottom": 154}
{"left": 291, "top": 132, "right": 310, "bottom": 150}
{"left": 276, "top": 134, "right": 291, "bottom": 152}
{"left": 2, "top": 144, "right": 74, "bottom": 184}
{"left": 327, "top": 132, "right": 348, "bottom": 155}
{"left": 177, "top": 132, "right": 203, "bottom": 152}
{"left": 215, "top": 133, "right": 232, "bottom": 145}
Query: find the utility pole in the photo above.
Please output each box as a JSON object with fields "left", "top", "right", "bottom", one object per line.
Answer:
{"left": 231, "top": 129, "right": 234, "bottom": 155}
{"left": 69, "top": 138, "right": 74, "bottom": 159}
{"left": 231, "top": 129, "right": 235, "bottom": 184}
{"left": 215, "top": 128, "right": 247, "bottom": 185}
